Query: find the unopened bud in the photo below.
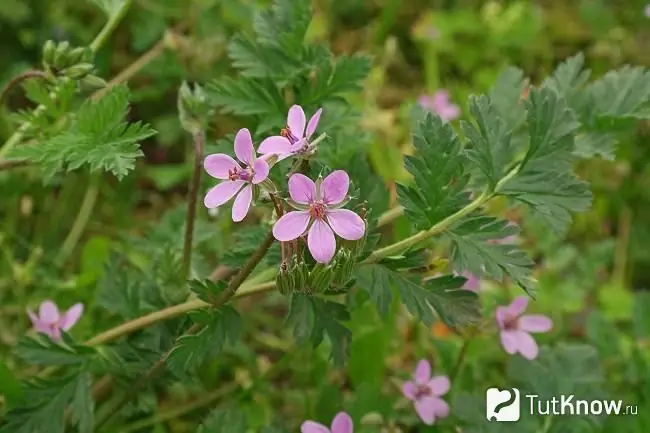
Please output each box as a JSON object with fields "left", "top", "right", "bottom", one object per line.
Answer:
{"left": 63, "top": 63, "right": 94, "bottom": 79}
{"left": 178, "top": 81, "right": 213, "bottom": 135}
{"left": 351, "top": 222, "right": 368, "bottom": 257}
{"left": 291, "top": 258, "right": 309, "bottom": 292}
{"left": 81, "top": 74, "right": 107, "bottom": 89}
{"left": 309, "top": 263, "right": 335, "bottom": 293}
{"left": 42, "top": 40, "right": 56, "bottom": 66}
{"left": 53, "top": 41, "right": 71, "bottom": 70}
{"left": 360, "top": 412, "right": 384, "bottom": 426}
{"left": 276, "top": 262, "right": 294, "bottom": 296}
{"left": 66, "top": 46, "right": 87, "bottom": 66}
{"left": 332, "top": 249, "right": 355, "bottom": 287}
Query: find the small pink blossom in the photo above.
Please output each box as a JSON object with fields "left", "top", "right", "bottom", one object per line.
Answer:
{"left": 496, "top": 296, "right": 552, "bottom": 360}
{"left": 402, "top": 359, "right": 450, "bottom": 425}
{"left": 203, "top": 128, "right": 270, "bottom": 222}
{"left": 27, "top": 300, "right": 83, "bottom": 340}
{"left": 460, "top": 271, "right": 480, "bottom": 292}
{"left": 258, "top": 104, "right": 323, "bottom": 161}
{"left": 272, "top": 170, "right": 365, "bottom": 264}
{"left": 418, "top": 90, "right": 460, "bottom": 122}
{"left": 301, "top": 412, "right": 353, "bottom": 433}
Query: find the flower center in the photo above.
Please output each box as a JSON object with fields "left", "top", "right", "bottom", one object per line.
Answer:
{"left": 228, "top": 166, "right": 252, "bottom": 182}
{"left": 281, "top": 127, "right": 300, "bottom": 145}
{"left": 414, "top": 384, "right": 432, "bottom": 399}
{"left": 309, "top": 201, "right": 326, "bottom": 220}
{"left": 503, "top": 314, "right": 518, "bottom": 330}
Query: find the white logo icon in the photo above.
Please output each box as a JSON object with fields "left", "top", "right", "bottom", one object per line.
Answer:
{"left": 486, "top": 387, "right": 521, "bottom": 422}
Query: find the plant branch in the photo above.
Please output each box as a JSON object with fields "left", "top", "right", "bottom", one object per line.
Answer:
{"left": 90, "top": 0, "right": 133, "bottom": 53}
{"left": 182, "top": 130, "right": 205, "bottom": 279}
{"left": 0, "top": 70, "right": 47, "bottom": 106}
{"left": 376, "top": 205, "right": 404, "bottom": 228}
{"left": 449, "top": 328, "right": 476, "bottom": 383}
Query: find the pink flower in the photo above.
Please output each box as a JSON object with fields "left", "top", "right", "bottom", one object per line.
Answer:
{"left": 460, "top": 271, "right": 480, "bottom": 292}
{"left": 402, "top": 359, "right": 450, "bottom": 425}
{"left": 301, "top": 412, "right": 353, "bottom": 433}
{"left": 258, "top": 104, "right": 323, "bottom": 161}
{"left": 417, "top": 90, "right": 460, "bottom": 122}
{"left": 272, "top": 170, "right": 365, "bottom": 264}
{"left": 496, "top": 296, "right": 552, "bottom": 360}
{"left": 27, "top": 300, "right": 83, "bottom": 340}
{"left": 203, "top": 128, "right": 270, "bottom": 222}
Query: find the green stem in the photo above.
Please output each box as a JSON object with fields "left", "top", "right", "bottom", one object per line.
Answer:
{"left": 449, "top": 329, "right": 476, "bottom": 383}
{"left": 89, "top": 0, "right": 133, "bottom": 53}
{"left": 181, "top": 130, "right": 205, "bottom": 279}
{"left": 56, "top": 173, "right": 101, "bottom": 264}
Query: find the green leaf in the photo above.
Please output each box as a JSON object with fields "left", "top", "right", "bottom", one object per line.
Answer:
{"left": 9, "top": 85, "right": 156, "bottom": 181}
{"left": 0, "top": 372, "right": 87, "bottom": 433}
{"left": 91, "top": 0, "right": 124, "bottom": 16}
{"left": 0, "top": 358, "right": 24, "bottom": 408}
{"left": 227, "top": 34, "right": 289, "bottom": 79}
{"left": 587, "top": 65, "right": 650, "bottom": 119}
{"left": 462, "top": 95, "right": 516, "bottom": 189}
{"left": 15, "top": 334, "right": 97, "bottom": 366}
{"left": 220, "top": 226, "right": 281, "bottom": 268}
{"left": 542, "top": 52, "right": 591, "bottom": 112}
{"left": 573, "top": 131, "right": 617, "bottom": 160}
{"left": 207, "top": 76, "right": 286, "bottom": 117}
{"left": 166, "top": 306, "right": 243, "bottom": 375}
{"left": 197, "top": 408, "right": 248, "bottom": 433}
{"left": 188, "top": 279, "right": 227, "bottom": 304}
{"left": 253, "top": 0, "right": 311, "bottom": 55}
{"left": 286, "top": 294, "right": 351, "bottom": 366}
{"left": 424, "top": 275, "right": 482, "bottom": 327}
{"left": 446, "top": 215, "right": 535, "bottom": 295}
{"left": 70, "top": 372, "right": 94, "bottom": 433}
{"left": 397, "top": 112, "right": 470, "bottom": 231}
{"left": 488, "top": 66, "right": 527, "bottom": 131}
{"left": 633, "top": 292, "right": 650, "bottom": 340}
{"left": 301, "top": 54, "right": 373, "bottom": 105}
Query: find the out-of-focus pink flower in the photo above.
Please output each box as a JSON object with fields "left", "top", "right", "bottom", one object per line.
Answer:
{"left": 402, "top": 359, "right": 450, "bottom": 425}
{"left": 645, "top": 4, "right": 650, "bottom": 17}
{"left": 301, "top": 412, "right": 353, "bottom": 433}
{"left": 273, "top": 170, "right": 365, "bottom": 263}
{"left": 417, "top": 90, "right": 460, "bottom": 122}
{"left": 258, "top": 104, "right": 323, "bottom": 161}
{"left": 203, "top": 128, "right": 270, "bottom": 222}
{"left": 460, "top": 271, "right": 480, "bottom": 292}
{"left": 27, "top": 300, "right": 83, "bottom": 340}
{"left": 496, "top": 296, "right": 552, "bottom": 360}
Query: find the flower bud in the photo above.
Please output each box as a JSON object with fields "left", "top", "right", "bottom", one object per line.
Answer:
{"left": 332, "top": 248, "right": 355, "bottom": 286}
{"left": 53, "top": 41, "right": 71, "bottom": 70}
{"left": 177, "top": 81, "right": 213, "bottom": 135}
{"left": 81, "top": 74, "right": 107, "bottom": 89}
{"left": 42, "top": 40, "right": 56, "bottom": 66}
{"left": 291, "top": 258, "right": 309, "bottom": 292}
{"left": 63, "top": 63, "right": 94, "bottom": 79}
{"left": 309, "top": 263, "right": 335, "bottom": 293}
{"left": 276, "top": 262, "right": 294, "bottom": 296}
{"left": 66, "top": 46, "right": 87, "bottom": 66}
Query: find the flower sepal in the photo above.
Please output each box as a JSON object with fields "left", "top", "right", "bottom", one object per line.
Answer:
{"left": 309, "top": 263, "right": 335, "bottom": 293}
{"left": 276, "top": 262, "right": 295, "bottom": 296}
{"left": 331, "top": 248, "right": 356, "bottom": 287}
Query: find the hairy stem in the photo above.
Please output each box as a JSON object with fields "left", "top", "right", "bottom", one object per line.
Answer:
{"left": 93, "top": 231, "right": 276, "bottom": 428}
{"left": 89, "top": 0, "right": 133, "bottom": 53}
{"left": 182, "top": 130, "right": 205, "bottom": 279}
{"left": 376, "top": 205, "right": 404, "bottom": 228}
{"left": 56, "top": 173, "right": 101, "bottom": 264}
{"left": 449, "top": 329, "right": 476, "bottom": 383}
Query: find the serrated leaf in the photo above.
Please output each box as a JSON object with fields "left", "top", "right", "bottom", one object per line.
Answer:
{"left": 70, "top": 372, "right": 94, "bottom": 433}
{"left": 220, "top": 226, "right": 281, "bottom": 268}
{"left": 207, "top": 76, "right": 286, "bottom": 117}
{"left": 252, "top": 0, "right": 311, "bottom": 55}
{"left": 542, "top": 52, "right": 591, "bottom": 112}
{"left": 197, "top": 408, "right": 248, "bottom": 433}
{"left": 286, "top": 294, "right": 351, "bottom": 366}
{"left": 166, "top": 306, "right": 243, "bottom": 375}
{"left": 0, "top": 358, "right": 24, "bottom": 408}
{"left": 188, "top": 279, "right": 227, "bottom": 304}
{"left": 397, "top": 112, "right": 470, "bottom": 231}
{"left": 9, "top": 85, "right": 156, "bottom": 180}
{"left": 488, "top": 66, "right": 527, "bottom": 130}
{"left": 424, "top": 275, "right": 481, "bottom": 327}
{"left": 462, "top": 95, "right": 516, "bottom": 189}
{"left": 588, "top": 65, "right": 650, "bottom": 119}
{"left": 446, "top": 215, "right": 536, "bottom": 295}
{"left": 301, "top": 54, "right": 372, "bottom": 105}
{"left": 15, "top": 334, "right": 97, "bottom": 366}
{"left": 227, "top": 34, "right": 291, "bottom": 79}
{"left": 573, "top": 132, "right": 617, "bottom": 160}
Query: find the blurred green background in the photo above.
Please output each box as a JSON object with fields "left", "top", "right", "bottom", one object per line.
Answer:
{"left": 1, "top": 0, "right": 650, "bottom": 432}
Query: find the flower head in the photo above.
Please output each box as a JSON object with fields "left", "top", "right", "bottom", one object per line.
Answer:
{"left": 258, "top": 105, "right": 323, "bottom": 161}
{"left": 301, "top": 412, "right": 353, "bottom": 433}
{"left": 203, "top": 128, "right": 270, "bottom": 222}
{"left": 402, "top": 359, "right": 450, "bottom": 425}
{"left": 496, "top": 296, "right": 552, "bottom": 360}
{"left": 272, "top": 170, "right": 365, "bottom": 264}
{"left": 27, "top": 300, "right": 83, "bottom": 340}
{"left": 418, "top": 90, "right": 460, "bottom": 122}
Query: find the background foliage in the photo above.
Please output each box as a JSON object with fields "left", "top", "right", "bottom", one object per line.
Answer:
{"left": 1, "top": 0, "right": 650, "bottom": 432}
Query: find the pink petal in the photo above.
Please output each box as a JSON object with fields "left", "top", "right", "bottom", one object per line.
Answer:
{"left": 431, "top": 397, "right": 450, "bottom": 419}
{"left": 288, "top": 173, "right": 316, "bottom": 205}
{"left": 287, "top": 105, "right": 306, "bottom": 137}
{"left": 258, "top": 135, "right": 293, "bottom": 157}
{"left": 204, "top": 180, "right": 245, "bottom": 208}
{"left": 515, "top": 331, "right": 539, "bottom": 360}
{"left": 321, "top": 170, "right": 349, "bottom": 205}
{"left": 301, "top": 421, "right": 330, "bottom": 433}
{"left": 252, "top": 159, "right": 269, "bottom": 184}
{"left": 232, "top": 185, "right": 253, "bottom": 222}
{"left": 326, "top": 209, "right": 365, "bottom": 240}
{"left": 433, "top": 90, "right": 450, "bottom": 106}
{"left": 59, "top": 303, "right": 83, "bottom": 331}
{"left": 273, "top": 211, "right": 311, "bottom": 241}
{"left": 402, "top": 381, "right": 416, "bottom": 401}
{"left": 204, "top": 154, "right": 238, "bottom": 179}
{"left": 330, "top": 412, "right": 353, "bottom": 433}
{"left": 495, "top": 306, "right": 508, "bottom": 328}
{"left": 428, "top": 376, "right": 450, "bottom": 396}
{"left": 439, "top": 105, "right": 460, "bottom": 122}
{"left": 305, "top": 108, "right": 323, "bottom": 138}
{"left": 307, "top": 219, "right": 336, "bottom": 264}
{"left": 500, "top": 330, "right": 519, "bottom": 354}
{"left": 461, "top": 271, "right": 480, "bottom": 292}
{"left": 414, "top": 359, "right": 431, "bottom": 384}
{"left": 48, "top": 327, "right": 62, "bottom": 341}
{"left": 507, "top": 296, "right": 529, "bottom": 317}
{"left": 518, "top": 314, "right": 552, "bottom": 333}
{"left": 414, "top": 397, "right": 437, "bottom": 425}
{"left": 39, "top": 300, "right": 60, "bottom": 324}
{"left": 234, "top": 128, "right": 254, "bottom": 165}
{"left": 27, "top": 309, "right": 48, "bottom": 334}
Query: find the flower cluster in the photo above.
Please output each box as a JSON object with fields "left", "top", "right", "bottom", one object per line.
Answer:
{"left": 203, "top": 104, "right": 366, "bottom": 264}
